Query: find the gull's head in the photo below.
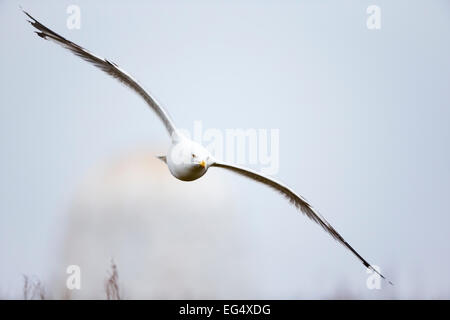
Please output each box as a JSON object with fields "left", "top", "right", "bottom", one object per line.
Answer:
{"left": 190, "top": 152, "right": 208, "bottom": 170}
{"left": 166, "top": 139, "right": 213, "bottom": 181}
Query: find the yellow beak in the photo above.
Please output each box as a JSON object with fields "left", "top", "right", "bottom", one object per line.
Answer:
{"left": 200, "top": 160, "right": 206, "bottom": 168}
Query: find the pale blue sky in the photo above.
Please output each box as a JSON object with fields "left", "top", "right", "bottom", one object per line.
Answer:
{"left": 1, "top": 0, "right": 450, "bottom": 298}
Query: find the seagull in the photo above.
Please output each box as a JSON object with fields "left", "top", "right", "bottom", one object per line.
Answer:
{"left": 24, "top": 10, "right": 392, "bottom": 285}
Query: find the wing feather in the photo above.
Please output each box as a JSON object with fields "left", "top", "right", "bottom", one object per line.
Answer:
{"left": 212, "top": 161, "right": 393, "bottom": 285}
{"left": 23, "top": 10, "right": 177, "bottom": 136}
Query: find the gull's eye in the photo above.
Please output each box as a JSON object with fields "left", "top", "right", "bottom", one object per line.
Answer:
{"left": 191, "top": 153, "right": 196, "bottom": 158}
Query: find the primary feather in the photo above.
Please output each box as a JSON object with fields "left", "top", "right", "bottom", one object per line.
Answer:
{"left": 212, "top": 162, "right": 393, "bottom": 285}
{"left": 23, "top": 10, "right": 177, "bottom": 136}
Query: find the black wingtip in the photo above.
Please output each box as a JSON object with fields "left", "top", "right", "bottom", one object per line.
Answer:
{"left": 35, "top": 31, "right": 47, "bottom": 39}
{"left": 371, "top": 266, "right": 394, "bottom": 286}
{"left": 22, "top": 8, "right": 37, "bottom": 27}
{"left": 21, "top": 7, "right": 32, "bottom": 19}
{"left": 382, "top": 275, "right": 394, "bottom": 286}
{"left": 381, "top": 273, "right": 394, "bottom": 286}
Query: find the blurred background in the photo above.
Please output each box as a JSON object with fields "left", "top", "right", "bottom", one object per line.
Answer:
{"left": 1, "top": 0, "right": 449, "bottom": 299}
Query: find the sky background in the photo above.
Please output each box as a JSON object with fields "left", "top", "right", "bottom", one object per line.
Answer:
{"left": 1, "top": 0, "right": 450, "bottom": 298}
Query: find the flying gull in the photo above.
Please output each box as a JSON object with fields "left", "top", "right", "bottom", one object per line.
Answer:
{"left": 23, "top": 10, "right": 393, "bottom": 285}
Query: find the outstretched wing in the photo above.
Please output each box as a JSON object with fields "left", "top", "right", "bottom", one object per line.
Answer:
{"left": 212, "top": 161, "right": 393, "bottom": 285}
{"left": 23, "top": 10, "right": 177, "bottom": 136}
